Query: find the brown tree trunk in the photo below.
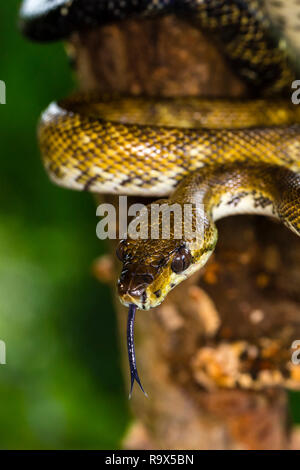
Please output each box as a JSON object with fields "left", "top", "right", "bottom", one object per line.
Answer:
{"left": 70, "top": 15, "right": 300, "bottom": 449}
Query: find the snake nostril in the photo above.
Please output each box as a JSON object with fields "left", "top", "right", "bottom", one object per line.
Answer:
{"left": 140, "top": 273, "right": 154, "bottom": 285}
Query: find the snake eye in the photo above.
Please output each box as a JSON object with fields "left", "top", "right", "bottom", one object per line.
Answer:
{"left": 171, "top": 246, "right": 192, "bottom": 274}
{"left": 116, "top": 240, "right": 127, "bottom": 261}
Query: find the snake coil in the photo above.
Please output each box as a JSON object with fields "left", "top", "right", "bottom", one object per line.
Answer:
{"left": 20, "top": 0, "right": 300, "bottom": 395}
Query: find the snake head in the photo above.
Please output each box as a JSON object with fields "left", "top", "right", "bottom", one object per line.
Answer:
{"left": 116, "top": 237, "right": 213, "bottom": 310}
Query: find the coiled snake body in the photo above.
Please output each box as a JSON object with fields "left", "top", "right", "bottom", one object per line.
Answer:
{"left": 20, "top": 0, "right": 300, "bottom": 395}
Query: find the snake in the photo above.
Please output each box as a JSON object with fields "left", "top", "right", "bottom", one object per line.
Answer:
{"left": 20, "top": 0, "right": 300, "bottom": 396}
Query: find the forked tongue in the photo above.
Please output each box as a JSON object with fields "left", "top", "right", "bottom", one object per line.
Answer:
{"left": 127, "top": 303, "right": 148, "bottom": 399}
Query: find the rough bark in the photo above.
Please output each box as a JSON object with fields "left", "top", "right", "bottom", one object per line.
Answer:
{"left": 69, "top": 15, "right": 300, "bottom": 449}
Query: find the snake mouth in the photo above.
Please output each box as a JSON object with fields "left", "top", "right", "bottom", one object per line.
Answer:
{"left": 118, "top": 264, "right": 156, "bottom": 309}
{"left": 120, "top": 294, "right": 150, "bottom": 310}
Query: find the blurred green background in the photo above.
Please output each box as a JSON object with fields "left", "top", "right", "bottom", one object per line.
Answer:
{"left": 0, "top": 1, "right": 129, "bottom": 449}
{"left": 1, "top": 1, "right": 300, "bottom": 450}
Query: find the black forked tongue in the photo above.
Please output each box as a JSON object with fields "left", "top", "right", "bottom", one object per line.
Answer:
{"left": 127, "top": 303, "right": 148, "bottom": 399}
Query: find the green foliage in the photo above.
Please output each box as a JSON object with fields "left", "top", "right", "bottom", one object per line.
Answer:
{"left": 0, "top": 1, "right": 128, "bottom": 449}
